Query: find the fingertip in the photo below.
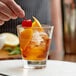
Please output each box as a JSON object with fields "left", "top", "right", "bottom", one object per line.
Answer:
{"left": 0, "top": 21, "right": 4, "bottom": 26}
{"left": 22, "top": 10, "right": 25, "bottom": 17}
{"left": 17, "top": 6, "right": 25, "bottom": 18}
{"left": 18, "top": 10, "right": 25, "bottom": 18}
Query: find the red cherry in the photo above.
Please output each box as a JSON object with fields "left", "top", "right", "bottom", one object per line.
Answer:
{"left": 22, "top": 19, "right": 32, "bottom": 27}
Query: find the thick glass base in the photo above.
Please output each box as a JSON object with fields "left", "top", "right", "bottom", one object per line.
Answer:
{"left": 23, "top": 59, "right": 47, "bottom": 69}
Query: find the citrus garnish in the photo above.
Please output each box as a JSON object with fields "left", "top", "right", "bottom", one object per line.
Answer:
{"left": 32, "top": 16, "right": 43, "bottom": 32}
{"left": 24, "top": 47, "right": 45, "bottom": 60}
{"left": 1, "top": 33, "right": 19, "bottom": 47}
{"left": 20, "top": 28, "right": 33, "bottom": 49}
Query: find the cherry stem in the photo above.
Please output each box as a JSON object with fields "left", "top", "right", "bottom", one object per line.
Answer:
{"left": 24, "top": 17, "right": 26, "bottom": 20}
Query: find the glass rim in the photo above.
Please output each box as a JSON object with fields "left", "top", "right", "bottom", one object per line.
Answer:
{"left": 17, "top": 24, "right": 54, "bottom": 29}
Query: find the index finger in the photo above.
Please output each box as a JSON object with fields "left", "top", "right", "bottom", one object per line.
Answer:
{"left": 0, "top": 0, "right": 25, "bottom": 18}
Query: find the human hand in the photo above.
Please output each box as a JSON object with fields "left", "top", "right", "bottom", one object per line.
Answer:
{"left": 0, "top": 0, "right": 25, "bottom": 26}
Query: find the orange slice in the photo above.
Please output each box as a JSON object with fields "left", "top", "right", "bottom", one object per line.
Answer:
{"left": 19, "top": 28, "right": 33, "bottom": 49}
{"left": 24, "top": 47, "right": 45, "bottom": 60}
{"left": 32, "top": 16, "right": 43, "bottom": 32}
{"left": 32, "top": 16, "right": 42, "bottom": 27}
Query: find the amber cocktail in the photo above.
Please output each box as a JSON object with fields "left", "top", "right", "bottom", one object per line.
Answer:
{"left": 17, "top": 26, "right": 53, "bottom": 69}
{"left": 17, "top": 17, "right": 54, "bottom": 69}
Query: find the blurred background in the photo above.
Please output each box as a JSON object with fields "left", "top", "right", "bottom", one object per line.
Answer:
{"left": 0, "top": 0, "right": 76, "bottom": 62}
{"left": 50, "top": 0, "right": 76, "bottom": 62}
{"left": 63, "top": 0, "right": 76, "bottom": 62}
{"left": 62, "top": 0, "right": 76, "bottom": 62}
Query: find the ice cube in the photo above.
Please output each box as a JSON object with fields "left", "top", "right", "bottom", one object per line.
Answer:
{"left": 19, "top": 27, "right": 24, "bottom": 33}
{"left": 39, "top": 32, "right": 48, "bottom": 40}
{"left": 39, "top": 32, "right": 47, "bottom": 36}
{"left": 32, "top": 31, "right": 43, "bottom": 45}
